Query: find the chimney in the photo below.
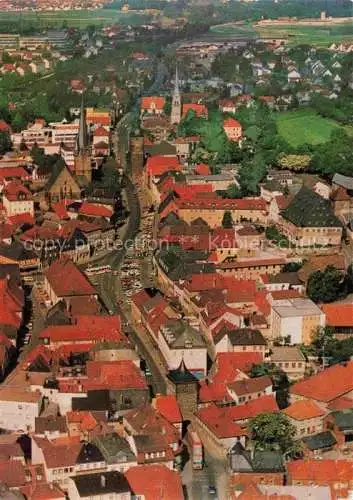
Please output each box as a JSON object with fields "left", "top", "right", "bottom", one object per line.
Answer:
{"left": 100, "top": 475, "right": 106, "bottom": 488}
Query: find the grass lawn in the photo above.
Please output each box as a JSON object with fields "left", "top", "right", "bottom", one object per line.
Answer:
{"left": 0, "top": 9, "right": 148, "bottom": 28}
{"left": 274, "top": 109, "right": 343, "bottom": 147}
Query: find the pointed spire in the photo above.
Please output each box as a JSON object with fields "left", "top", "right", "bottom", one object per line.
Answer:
{"left": 77, "top": 93, "right": 89, "bottom": 153}
{"left": 174, "top": 65, "right": 180, "bottom": 96}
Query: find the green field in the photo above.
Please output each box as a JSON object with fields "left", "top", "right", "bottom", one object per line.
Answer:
{"left": 275, "top": 109, "right": 343, "bottom": 147}
{"left": 0, "top": 9, "right": 149, "bottom": 28}
{"left": 210, "top": 21, "right": 353, "bottom": 46}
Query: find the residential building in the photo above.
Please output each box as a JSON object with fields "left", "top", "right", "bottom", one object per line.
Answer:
{"left": 0, "top": 388, "right": 42, "bottom": 432}
{"left": 271, "top": 297, "right": 325, "bottom": 345}
{"left": 68, "top": 471, "right": 131, "bottom": 500}
{"left": 283, "top": 399, "right": 326, "bottom": 438}
{"left": 223, "top": 117, "right": 242, "bottom": 142}
{"left": 269, "top": 346, "right": 307, "bottom": 381}
{"left": 2, "top": 181, "right": 34, "bottom": 217}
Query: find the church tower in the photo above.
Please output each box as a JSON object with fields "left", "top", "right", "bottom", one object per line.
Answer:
{"left": 74, "top": 95, "right": 92, "bottom": 184}
{"left": 170, "top": 66, "right": 182, "bottom": 125}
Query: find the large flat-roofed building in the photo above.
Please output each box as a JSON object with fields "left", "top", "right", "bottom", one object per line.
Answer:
{"left": 271, "top": 297, "right": 325, "bottom": 345}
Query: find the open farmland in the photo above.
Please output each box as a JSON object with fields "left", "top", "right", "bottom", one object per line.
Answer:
{"left": 0, "top": 9, "right": 149, "bottom": 29}
{"left": 274, "top": 109, "right": 344, "bottom": 147}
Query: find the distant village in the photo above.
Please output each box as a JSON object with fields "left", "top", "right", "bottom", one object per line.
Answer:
{"left": 0, "top": 11, "right": 351, "bottom": 500}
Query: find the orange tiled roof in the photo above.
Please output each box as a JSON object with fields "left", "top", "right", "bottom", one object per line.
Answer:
{"left": 141, "top": 96, "right": 166, "bottom": 110}
{"left": 283, "top": 399, "right": 326, "bottom": 421}
{"left": 290, "top": 361, "right": 353, "bottom": 403}
{"left": 321, "top": 302, "right": 353, "bottom": 328}
{"left": 125, "top": 465, "right": 184, "bottom": 500}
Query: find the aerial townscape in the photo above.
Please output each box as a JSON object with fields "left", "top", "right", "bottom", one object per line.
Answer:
{"left": 0, "top": 0, "right": 352, "bottom": 499}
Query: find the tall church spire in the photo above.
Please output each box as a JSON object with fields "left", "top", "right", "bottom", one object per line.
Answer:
{"left": 174, "top": 65, "right": 180, "bottom": 96}
{"left": 77, "top": 94, "right": 89, "bottom": 153}
{"left": 171, "top": 65, "right": 182, "bottom": 125}
{"left": 74, "top": 93, "right": 92, "bottom": 184}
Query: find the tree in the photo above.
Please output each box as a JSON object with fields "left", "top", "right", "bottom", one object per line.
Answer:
{"left": 11, "top": 112, "right": 26, "bottom": 132}
{"left": 307, "top": 265, "right": 344, "bottom": 303}
{"left": 238, "top": 156, "right": 267, "bottom": 196}
{"left": 278, "top": 153, "right": 311, "bottom": 171}
{"left": 249, "top": 412, "right": 300, "bottom": 458}
{"left": 222, "top": 211, "right": 233, "bottom": 228}
{"left": 0, "top": 131, "right": 12, "bottom": 154}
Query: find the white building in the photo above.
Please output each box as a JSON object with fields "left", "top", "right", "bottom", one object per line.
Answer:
{"left": 271, "top": 297, "right": 325, "bottom": 345}
{"left": 158, "top": 319, "right": 207, "bottom": 378}
{"left": 2, "top": 181, "right": 34, "bottom": 216}
{"left": 0, "top": 388, "right": 42, "bottom": 432}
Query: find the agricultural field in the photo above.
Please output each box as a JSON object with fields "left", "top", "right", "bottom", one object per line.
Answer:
{"left": 274, "top": 109, "right": 344, "bottom": 147}
{"left": 0, "top": 9, "right": 149, "bottom": 29}
{"left": 256, "top": 23, "right": 353, "bottom": 47}
{"left": 210, "top": 21, "right": 353, "bottom": 46}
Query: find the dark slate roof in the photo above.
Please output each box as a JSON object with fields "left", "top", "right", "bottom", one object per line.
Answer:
{"left": 302, "top": 431, "right": 337, "bottom": 451}
{"left": 0, "top": 241, "right": 37, "bottom": 261}
{"left": 282, "top": 187, "right": 341, "bottom": 228}
{"left": 93, "top": 433, "right": 136, "bottom": 464}
{"left": 72, "top": 390, "right": 110, "bottom": 411}
{"left": 45, "top": 300, "right": 71, "bottom": 326}
{"left": 228, "top": 328, "right": 267, "bottom": 346}
{"left": 147, "top": 141, "right": 177, "bottom": 156}
{"left": 167, "top": 359, "right": 199, "bottom": 384}
{"left": 72, "top": 471, "right": 130, "bottom": 496}
{"left": 76, "top": 443, "right": 105, "bottom": 464}
{"left": 331, "top": 410, "right": 353, "bottom": 431}
{"left": 229, "top": 442, "right": 284, "bottom": 473}
{"left": 333, "top": 173, "right": 353, "bottom": 191}
{"left": 268, "top": 272, "right": 301, "bottom": 286}
{"left": 252, "top": 450, "right": 285, "bottom": 472}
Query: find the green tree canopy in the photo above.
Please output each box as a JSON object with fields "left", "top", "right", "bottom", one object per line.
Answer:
{"left": 307, "top": 265, "right": 344, "bottom": 303}
{"left": 222, "top": 210, "right": 233, "bottom": 228}
{"left": 249, "top": 412, "right": 300, "bottom": 457}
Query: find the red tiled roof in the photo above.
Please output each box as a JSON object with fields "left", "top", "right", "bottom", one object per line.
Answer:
{"left": 79, "top": 202, "right": 113, "bottom": 218}
{"left": 274, "top": 195, "right": 292, "bottom": 210}
{"left": 93, "top": 126, "right": 110, "bottom": 137}
{"left": 8, "top": 212, "right": 35, "bottom": 228}
{"left": 194, "top": 163, "right": 211, "bottom": 176}
{"left": 141, "top": 96, "right": 166, "bottom": 110}
{"left": 283, "top": 399, "right": 326, "bottom": 421}
{"left": 20, "top": 483, "right": 65, "bottom": 500}
{"left": 3, "top": 180, "right": 32, "bottom": 201}
{"left": 177, "top": 197, "right": 267, "bottom": 211}
{"left": 182, "top": 103, "right": 208, "bottom": 117}
{"left": 287, "top": 459, "right": 353, "bottom": 483}
{"left": 0, "top": 167, "right": 29, "bottom": 182}
{"left": 0, "top": 459, "right": 26, "bottom": 488}
{"left": 52, "top": 201, "right": 69, "bottom": 220}
{"left": 45, "top": 259, "right": 96, "bottom": 297}
{"left": 126, "top": 465, "right": 184, "bottom": 500}
{"left": 271, "top": 289, "right": 302, "bottom": 300}
{"left": 0, "top": 278, "right": 23, "bottom": 328}
{"left": 195, "top": 404, "right": 249, "bottom": 439}
{"left": 33, "top": 436, "right": 81, "bottom": 469}
{"left": 223, "top": 117, "right": 241, "bottom": 128}
{"left": 328, "top": 395, "right": 353, "bottom": 410}
{"left": 40, "top": 315, "right": 124, "bottom": 344}
{"left": 0, "top": 119, "right": 11, "bottom": 132}
{"left": 225, "top": 394, "right": 279, "bottom": 422}
{"left": 146, "top": 155, "right": 181, "bottom": 177}
{"left": 155, "top": 394, "right": 182, "bottom": 424}
{"left": 321, "top": 303, "right": 353, "bottom": 328}
{"left": 84, "top": 360, "right": 147, "bottom": 391}
{"left": 290, "top": 361, "right": 353, "bottom": 403}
